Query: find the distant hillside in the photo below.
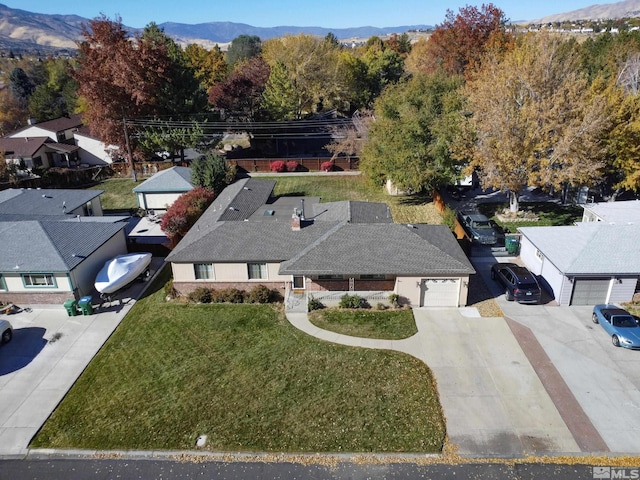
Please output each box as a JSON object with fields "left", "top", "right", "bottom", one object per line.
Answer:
{"left": 532, "top": 0, "right": 640, "bottom": 23}
{"left": 158, "top": 21, "right": 431, "bottom": 44}
{"left": 0, "top": 2, "right": 431, "bottom": 53}
{"left": 0, "top": 3, "right": 84, "bottom": 50}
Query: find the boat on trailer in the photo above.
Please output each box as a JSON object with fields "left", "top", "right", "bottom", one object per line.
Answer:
{"left": 95, "top": 252, "right": 152, "bottom": 296}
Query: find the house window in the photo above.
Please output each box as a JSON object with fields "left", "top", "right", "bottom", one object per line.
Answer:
{"left": 318, "top": 274, "right": 343, "bottom": 280}
{"left": 360, "top": 274, "right": 386, "bottom": 280}
{"left": 535, "top": 249, "right": 544, "bottom": 262}
{"left": 194, "top": 263, "right": 214, "bottom": 280}
{"left": 23, "top": 274, "right": 56, "bottom": 287}
{"left": 248, "top": 263, "right": 268, "bottom": 280}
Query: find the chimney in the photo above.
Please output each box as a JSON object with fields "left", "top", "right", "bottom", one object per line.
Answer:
{"left": 291, "top": 208, "right": 301, "bottom": 231}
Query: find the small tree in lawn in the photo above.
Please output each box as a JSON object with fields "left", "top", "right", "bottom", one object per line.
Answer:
{"left": 191, "top": 153, "right": 234, "bottom": 193}
{"left": 161, "top": 186, "right": 215, "bottom": 247}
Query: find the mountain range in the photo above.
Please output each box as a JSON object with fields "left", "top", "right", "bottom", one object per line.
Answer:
{"left": 2, "top": 0, "right": 640, "bottom": 53}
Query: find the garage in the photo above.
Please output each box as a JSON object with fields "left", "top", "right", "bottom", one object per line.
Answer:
{"left": 570, "top": 278, "right": 610, "bottom": 305}
{"left": 421, "top": 278, "right": 460, "bottom": 307}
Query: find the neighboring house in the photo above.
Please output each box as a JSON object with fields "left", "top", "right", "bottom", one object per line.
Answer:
{"left": 519, "top": 222, "right": 640, "bottom": 306}
{"left": 0, "top": 220, "right": 127, "bottom": 304}
{"left": 10, "top": 115, "right": 83, "bottom": 144}
{"left": 581, "top": 200, "right": 640, "bottom": 224}
{"left": 132, "top": 166, "right": 194, "bottom": 211}
{"left": 0, "top": 188, "right": 104, "bottom": 217}
{"left": 6, "top": 115, "right": 116, "bottom": 167}
{"left": 166, "top": 178, "right": 475, "bottom": 308}
{"left": 0, "top": 136, "right": 80, "bottom": 169}
{"left": 0, "top": 188, "right": 132, "bottom": 304}
{"left": 73, "top": 126, "right": 118, "bottom": 165}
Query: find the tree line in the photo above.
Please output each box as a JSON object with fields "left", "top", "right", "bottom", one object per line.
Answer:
{"left": 1, "top": 4, "right": 639, "bottom": 211}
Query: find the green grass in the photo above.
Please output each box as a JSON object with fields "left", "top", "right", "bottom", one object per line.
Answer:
{"left": 309, "top": 309, "right": 418, "bottom": 340}
{"left": 268, "top": 175, "right": 443, "bottom": 224}
{"left": 88, "top": 178, "right": 139, "bottom": 212}
{"left": 31, "top": 273, "right": 445, "bottom": 453}
{"left": 89, "top": 174, "right": 442, "bottom": 223}
{"left": 478, "top": 201, "right": 583, "bottom": 232}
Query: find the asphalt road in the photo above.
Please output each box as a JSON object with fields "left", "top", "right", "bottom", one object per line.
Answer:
{"left": 0, "top": 458, "right": 618, "bottom": 480}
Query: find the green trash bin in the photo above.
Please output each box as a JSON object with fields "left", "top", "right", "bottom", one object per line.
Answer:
{"left": 506, "top": 237, "right": 520, "bottom": 255}
{"left": 78, "top": 296, "right": 93, "bottom": 316}
{"left": 63, "top": 299, "right": 78, "bottom": 317}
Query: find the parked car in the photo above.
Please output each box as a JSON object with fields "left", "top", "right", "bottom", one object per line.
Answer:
{"left": 1, "top": 319, "right": 13, "bottom": 344}
{"left": 457, "top": 210, "right": 504, "bottom": 245}
{"left": 491, "top": 262, "right": 542, "bottom": 304}
{"left": 592, "top": 304, "right": 640, "bottom": 349}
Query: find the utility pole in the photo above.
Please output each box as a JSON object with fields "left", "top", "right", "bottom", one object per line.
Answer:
{"left": 123, "top": 116, "right": 137, "bottom": 182}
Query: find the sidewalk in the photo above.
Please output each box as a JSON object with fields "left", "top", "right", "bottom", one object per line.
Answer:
{"left": 285, "top": 308, "right": 579, "bottom": 457}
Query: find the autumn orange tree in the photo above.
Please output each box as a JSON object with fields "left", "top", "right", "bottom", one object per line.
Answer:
{"left": 160, "top": 186, "right": 215, "bottom": 248}
{"left": 412, "top": 3, "right": 512, "bottom": 77}
{"left": 463, "top": 33, "right": 612, "bottom": 212}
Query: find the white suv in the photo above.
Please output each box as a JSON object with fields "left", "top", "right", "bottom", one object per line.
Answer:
{"left": 1, "top": 319, "right": 13, "bottom": 344}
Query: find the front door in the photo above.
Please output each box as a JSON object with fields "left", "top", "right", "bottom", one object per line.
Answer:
{"left": 292, "top": 276, "right": 305, "bottom": 290}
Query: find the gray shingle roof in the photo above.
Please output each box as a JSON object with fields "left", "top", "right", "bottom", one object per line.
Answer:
{"left": 582, "top": 200, "right": 640, "bottom": 224}
{"left": 519, "top": 223, "right": 640, "bottom": 274}
{"left": 132, "top": 166, "right": 193, "bottom": 193}
{"left": 279, "top": 223, "right": 474, "bottom": 276}
{"left": 310, "top": 201, "right": 392, "bottom": 223}
{"left": 0, "top": 220, "right": 126, "bottom": 272}
{"left": 166, "top": 220, "right": 341, "bottom": 263}
{"left": 0, "top": 188, "right": 103, "bottom": 216}
{"left": 167, "top": 178, "right": 472, "bottom": 277}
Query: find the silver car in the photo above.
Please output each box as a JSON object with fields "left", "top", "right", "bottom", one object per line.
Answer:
{"left": 1, "top": 319, "right": 13, "bottom": 344}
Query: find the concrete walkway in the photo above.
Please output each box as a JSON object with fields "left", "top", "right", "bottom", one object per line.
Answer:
{"left": 285, "top": 308, "right": 579, "bottom": 457}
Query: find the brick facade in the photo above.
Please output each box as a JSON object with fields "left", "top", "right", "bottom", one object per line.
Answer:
{"left": 0, "top": 291, "right": 75, "bottom": 305}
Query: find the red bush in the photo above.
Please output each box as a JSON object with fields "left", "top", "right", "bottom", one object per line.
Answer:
{"left": 286, "top": 161, "right": 299, "bottom": 172}
{"left": 270, "top": 160, "right": 286, "bottom": 172}
{"left": 320, "top": 161, "right": 334, "bottom": 172}
{"left": 161, "top": 186, "right": 215, "bottom": 246}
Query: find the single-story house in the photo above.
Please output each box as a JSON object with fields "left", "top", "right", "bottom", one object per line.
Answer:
{"left": 166, "top": 178, "right": 475, "bottom": 308}
{"left": 132, "top": 166, "right": 193, "bottom": 212}
{"left": 581, "top": 200, "right": 640, "bottom": 224}
{"left": 519, "top": 222, "right": 640, "bottom": 305}
{"left": 0, "top": 220, "right": 128, "bottom": 304}
{"left": 0, "top": 188, "right": 136, "bottom": 303}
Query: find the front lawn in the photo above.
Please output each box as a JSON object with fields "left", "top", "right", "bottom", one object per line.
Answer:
{"left": 31, "top": 273, "right": 445, "bottom": 453}
{"left": 478, "top": 201, "right": 583, "bottom": 232}
{"left": 309, "top": 309, "right": 418, "bottom": 340}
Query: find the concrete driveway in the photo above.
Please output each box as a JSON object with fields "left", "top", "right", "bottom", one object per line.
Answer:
{"left": 0, "top": 259, "right": 164, "bottom": 457}
{"left": 474, "top": 256, "right": 640, "bottom": 454}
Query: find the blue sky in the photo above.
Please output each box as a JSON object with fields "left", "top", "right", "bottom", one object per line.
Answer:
{"left": 8, "top": 0, "right": 618, "bottom": 28}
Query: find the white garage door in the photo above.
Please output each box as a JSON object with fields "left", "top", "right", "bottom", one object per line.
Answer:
{"left": 571, "top": 278, "right": 610, "bottom": 306}
{"left": 421, "top": 278, "right": 460, "bottom": 307}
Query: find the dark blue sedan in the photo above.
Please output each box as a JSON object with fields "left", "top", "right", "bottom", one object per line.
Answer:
{"left": 592, "top": 304, "right": 640, "bottom": 349}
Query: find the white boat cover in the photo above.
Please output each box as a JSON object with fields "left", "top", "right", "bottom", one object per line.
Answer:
{"left": 95, "top": 253, "right": 152, "bottom": 294}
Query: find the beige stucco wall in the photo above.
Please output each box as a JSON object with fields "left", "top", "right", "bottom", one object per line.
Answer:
{"left": 172, "top": 262, "right": 289, "bottom": 283}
